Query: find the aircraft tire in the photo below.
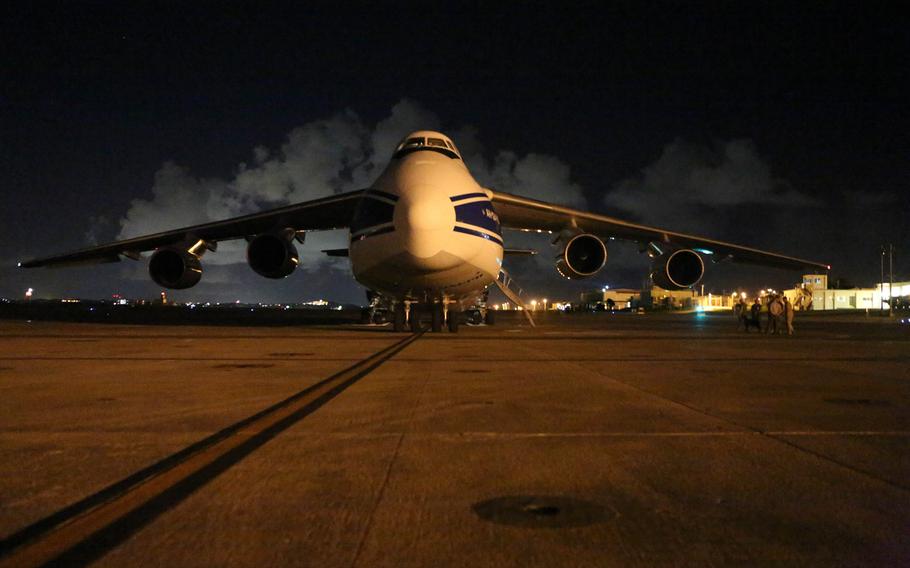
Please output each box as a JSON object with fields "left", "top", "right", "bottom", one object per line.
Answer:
{"left": 484, "top": 310, "right": 496, "bottom": 325}
{"left": 393, "top": 304, "right": 406, "bottom": 332}
{"left": 409, "top": 305, "right": 422, "bottom": 333}
{"left": 431, "top": 303, "right": 443, "bottom": 333}
{"left": 447, "top": 311, "right": 459, "bottom": 333}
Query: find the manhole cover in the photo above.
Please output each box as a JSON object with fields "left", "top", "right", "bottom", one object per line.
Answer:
{"left": 472, "top": 495, "right": 609, "bottom": 528}
{"left": 823, "top": 397, "right": 889, "bottom": 406}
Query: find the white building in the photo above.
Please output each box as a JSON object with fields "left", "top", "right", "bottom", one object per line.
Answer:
{"left": 796, "top": 272, "right": 909, "bottom": 311}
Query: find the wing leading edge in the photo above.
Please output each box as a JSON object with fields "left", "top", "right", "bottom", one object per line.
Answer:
{"left": 19, "top": 190, "right": 366, "bottom": 268}
{"left": 489, "top": 190, "right": 830, "bottom": 272}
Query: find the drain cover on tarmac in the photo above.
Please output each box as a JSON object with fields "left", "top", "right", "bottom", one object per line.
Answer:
{"left": 472, "top": 495, "right": 609, "bottom": 528}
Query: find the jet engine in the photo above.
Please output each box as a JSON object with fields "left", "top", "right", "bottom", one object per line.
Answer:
{"left": 555, "top": 233, "right": 607, "bottom": 279}
{"left": 149, "top": 247, "right": 202, "bottom": 289}
{"left": 247, "top": 231, "right": 299, "bottom": 278}
{"left": 651, "top": 249, "right": 705, "bottom": 290}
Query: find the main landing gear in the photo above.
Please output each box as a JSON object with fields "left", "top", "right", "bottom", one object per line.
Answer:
{"left": 395, "top": 302, "right": 461, "bottom": 333}
{"left": 393, "top": 303, "right": 407, "bottom": 332}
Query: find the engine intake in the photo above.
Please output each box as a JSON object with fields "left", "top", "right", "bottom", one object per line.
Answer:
{"left": 247, "top": 232, "right": 299, "bottom": 278}
{"left": 555, "top": 233, "right": 607, "bottom": 279}
{"left": 652, "top": 249, "right": 705, "bottom": 290}
{"left": 149, "top": 248, "right": 202, "bottom": 289}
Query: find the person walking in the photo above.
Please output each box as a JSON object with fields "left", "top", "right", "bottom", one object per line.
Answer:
{"left": 748, "top": 298, "right": 762, "bottom": 332}
{"left": 736, "top": 298, "right": 748, "bottom": 331}
{"left": 766, "top": 295, "right": 783, "bottom": 335}
{"left": 784, "top": 296, "right": 795, "bottom": 335}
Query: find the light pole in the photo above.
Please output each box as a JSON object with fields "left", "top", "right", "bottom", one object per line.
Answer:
{"left": 881, "top": 245, "right": 885, "bottom": 315}
{"left": 889, "top": 243, "right": 894, "bottom": 318}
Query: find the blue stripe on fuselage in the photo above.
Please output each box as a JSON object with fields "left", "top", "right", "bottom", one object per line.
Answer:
{"left": 450, "top": 192, "right": 488, "bottom": 202}
{"left": 454, "top": 200, "right": 501, "bottom": 236}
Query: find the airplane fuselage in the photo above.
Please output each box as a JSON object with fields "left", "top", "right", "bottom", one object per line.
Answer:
{"left": 349, "top": 132, "right": 502, "bottom": 306}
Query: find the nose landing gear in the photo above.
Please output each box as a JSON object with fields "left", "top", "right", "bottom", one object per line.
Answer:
{"left": 393, "top": 303, "right": 407, "bottom": 332}
{"left": 399, "top": 302, "right": 461, "bottom": 333}
{"left": 431, "top": 303, "right": 444, "bottom": 333}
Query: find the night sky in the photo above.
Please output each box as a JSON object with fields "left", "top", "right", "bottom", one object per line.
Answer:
{"left": 2, "top": 3, "right": 907, "bottom": 305}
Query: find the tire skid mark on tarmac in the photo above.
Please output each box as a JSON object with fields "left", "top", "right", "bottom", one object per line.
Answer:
{"left": 0, "top": 331, "right": 424, "bottom": 568}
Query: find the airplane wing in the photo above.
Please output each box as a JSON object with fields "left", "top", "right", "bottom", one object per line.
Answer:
{"left": 489, "top": 190, "right": 830, "bottom": 271}
{"left": 19, "top": 189, "right": 366, "bottom": 268}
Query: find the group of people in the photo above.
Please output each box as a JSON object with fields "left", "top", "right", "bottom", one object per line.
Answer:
{"left": 735, "top": 295, "right": 795, "bottom": 335}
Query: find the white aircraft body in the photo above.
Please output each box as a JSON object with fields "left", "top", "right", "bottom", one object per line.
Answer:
{"left": 20, "top": 130, "right": 829, "bottom": 332}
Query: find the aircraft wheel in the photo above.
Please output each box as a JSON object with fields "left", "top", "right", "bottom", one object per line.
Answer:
{"left": 393, "top": 303, "right": 406, "bottom": 332}
{"left": 409, "top": 304, "right": 422, "bottom": 333}
{"left": 484, "top": 309, "right": 496, "bottom": 325}
{"left": 447, "top": 310, "right": 459, "bottom": 333}
{"left": 431, "top": 303, "right": 443, "bottom": 333}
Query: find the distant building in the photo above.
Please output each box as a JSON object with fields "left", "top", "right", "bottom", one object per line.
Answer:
{"left": 579, "top": 273, "right": 909, "bottom": 313}
{"left": 803, "top": 274, "right": 828, "bottom": 290}
{"left": 807, "top": 281, "right": 909, "bottom": 310}
{"left": 579, "top": 288, "right": 641, "bottom": 309}
{"left": 643, "top": 286, "right": 699, "bottom": 310}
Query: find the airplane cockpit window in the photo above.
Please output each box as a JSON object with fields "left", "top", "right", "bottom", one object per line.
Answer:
{"left": 393, "top": 135, "right": 461, "bottom": 160}
{"left": 400, "top": 137, "right": 425, "bottom": 150}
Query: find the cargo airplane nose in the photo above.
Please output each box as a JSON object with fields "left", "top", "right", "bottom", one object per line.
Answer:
{"left": 394, "top": 186, "right": 457, "bottom": 261}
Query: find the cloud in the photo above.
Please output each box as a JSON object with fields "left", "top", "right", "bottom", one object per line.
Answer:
{"left": 607, "top": 138, "right": 819, "bottom": 234}
{"left": 83, "top": 215, "right": 112, "bottom": 245}
{"left": 115, "top": 99, "right": 587, "bottom": 284}
{"left": 477, "top": 152, "right": 586, "bottom": 209}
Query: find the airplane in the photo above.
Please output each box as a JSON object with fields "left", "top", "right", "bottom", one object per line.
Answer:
{"left": 19, "top": 130, "right": 830, "bottom": 333}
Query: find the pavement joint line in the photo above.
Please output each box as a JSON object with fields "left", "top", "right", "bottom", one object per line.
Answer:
{"left": 512, "top": 340, "right": 910, "bottom": 494}
{"left": 350, "top": 432, "right": 405, "bottom": 568}
{"left": 350, "top": 348, "right": 432, "bottom": 567}
{"left": 3, "top": 356, "right": 910, "bottom": 366}
{"left": 0, "top": 331, "right": 424, "bottom": 568}
{"left": 3, "top": 430, "right": 909, "bottom": 438}
{"left": 414, "top": 431, "right": 910, "bottom": 438}
{"left": 568, "top": 360, "right": 910, "bottom": 494}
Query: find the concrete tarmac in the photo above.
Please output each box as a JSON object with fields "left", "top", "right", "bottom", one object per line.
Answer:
{"left": 0, "top": 313, "right": 908, "bottom": 566}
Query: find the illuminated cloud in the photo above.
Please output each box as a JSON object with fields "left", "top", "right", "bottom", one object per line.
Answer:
{"left": 116, "top": 99, "right": 586, "bottom": 278}
{"left": 607, "top": 138, "right": 819, "bottom": 234}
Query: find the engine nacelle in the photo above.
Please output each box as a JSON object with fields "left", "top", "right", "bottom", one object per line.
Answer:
{"left": 149, "top": 247, "right": 202, "bottom": 289}
{"left": 555, "top": 233, "right": 607, "bottom": 279}
{"left": 651, "top": 249, "right": 705, "bottom": 290}
{"left": 247, "top": 232, "right": 299, "bottom": 278}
